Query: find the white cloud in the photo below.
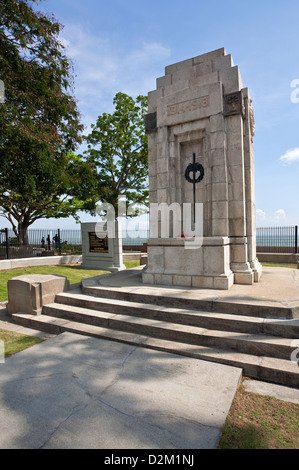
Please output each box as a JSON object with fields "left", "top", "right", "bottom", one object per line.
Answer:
{"left": 279, "top": 147, "right": 299, "bottom": 164}
{"left": 256, "top": 209, "right": 266, "bottom": 220}
{"left": 275, "top": 209, "right": 286, "bottom": 219}
{"left": 59, "top": 23, "right": 171, "bottom": 128}
{"left": 256, "top": 208, "right": 288, "bottom": 225}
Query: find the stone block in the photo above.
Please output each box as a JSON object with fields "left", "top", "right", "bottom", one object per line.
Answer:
{"left": 148, "top": 89, "right": 163, "bottom": 112}
{"left": 230, "top": 243, "right": 248, "bottom": 264}
{"left": 165, "top": 58, "right": 193, "bottom": 75}
{"left": 194, "top": 61, "right": 212, "bottom": 76}
{"left": 210, "top": 148, "right": 226, "bottom": 166}
{"left": 7, "top": 274, "right": 70, "bottom": 316}
{"left": 229, "top": 217, "right": 247, "bottom": 237}
{"left": 153, "top": 274, "right": 173, "bottom": 286}
{"left": 156, "top": 188, "right": 168, "bottom": 204}
{"left": 190, "top": 71, "right": 218, "bottom": 88}
{"left": 214, "top": 273, "right": 234, "bottom": 290}
{"left": 193, "top": 48, "right": 226, "bottom": 64}
{"left": 219, "top": 66, "right": 243, "bottom": 94}
{"left": 212, "top": 54, "right": 234, "bottom": 72}
{"left": 147, "top": 246, "right": 165, "bottom": 273}
{"left": 142, "top": 272, "right": 154, "bottom": 284}
{"left": 212, "top": 201, "right": 228, "bottom": 219}
{"left": 228, "top": 182, "right": 244, "bottom": 201}
{"left": 172, "top": 275, "right": 192, "bottom": 287}
{"left": 156, "top": 75, "right": 172, "bottom": 89}
{"left": 229, "top": 201, "right": 246, "bottom": 219}
{"left": 211, "top": 165, "right": 227, "bottom": 184}
{"left": 157, "top": 173, "right": 169, "bottom": 189}
{"left": 209, "top": 114, "right": 225, "bottom": 133}
{"left": 148, "top": 160, "right": 157, "bottom": 176}
{"left": 164, "top": 246, "right": 181, "bottom": 273}
{"left": 157, "top": 158, "right": 169, "bottom": 173}
{"left": 211, "top": 183, "right": 228, "bottom": 202}
{"left": 149, "top": 175, "right": 157, "bottom": 191}
{"left": 212, "top": 219, "right": 229, "bottom": 237}
{"left": 191, "top": 275, "right": 214, "bottom": 289}
{"left": 203, "top": 246, "right": 228, "bottom": 276}
{"left": 234, "top": 271, "right": 254, "bottom": 285}
{"left": 210, "top": 131, "right": 226, "bottom": 150}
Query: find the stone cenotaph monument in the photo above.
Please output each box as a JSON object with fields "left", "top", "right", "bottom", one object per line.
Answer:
{"left": 142, "top": 48, "right": 262, "bottom": 290}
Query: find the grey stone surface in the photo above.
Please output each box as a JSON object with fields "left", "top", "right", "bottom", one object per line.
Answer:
{"left": 7, "top": 274, "right": 70, "bottom": 316}
{"left": 0, "top": 332, "right": 241, "bottom": 449}
{"left": 243, "top": 379, "right": 299, "bottom": 404}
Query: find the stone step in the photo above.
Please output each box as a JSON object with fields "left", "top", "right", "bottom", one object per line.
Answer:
{"left": 81, "top": 282, "right": 295, "bottom": 319}
{"left": 55, "top": 292, "right": 299, "bottom": 339}
{"left": 42, "top": 303, "right": 295, "bottom": 360}
{"left": 12, "top": 312, "right": 299, "bottom": 388}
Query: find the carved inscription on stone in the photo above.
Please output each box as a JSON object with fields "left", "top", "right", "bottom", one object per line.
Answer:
{"left": 167, "top": 96, "right": 210, "bottom": 116}
{"left": 224, "top": 91, "right": 245, "bottom": 117}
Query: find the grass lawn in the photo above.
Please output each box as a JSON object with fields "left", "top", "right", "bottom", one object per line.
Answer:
{"left": 262, "top": 262, "right": 297, "bottom": 269}
{"left": 219, "top": 383, "right": 299, "bottom": 449}
{"left": 0, "top": 260, "right": 140, "bottom": 302}
{"left": 0, "top": 329, "right": 44, "bottom": 358}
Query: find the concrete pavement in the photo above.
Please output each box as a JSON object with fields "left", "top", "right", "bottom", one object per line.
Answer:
{"left": 0, "top": 331, "right": 242, "bottom": 449}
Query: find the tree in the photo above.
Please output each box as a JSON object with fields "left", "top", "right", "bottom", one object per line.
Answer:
{"left": 0, "top": 152, "right": 95, "bottom": 243}
{"left": 84, "top": 92, "right": 149, "bottom": 218}
{"left": 0, "top": 0, "right": 86, "bottom": 240}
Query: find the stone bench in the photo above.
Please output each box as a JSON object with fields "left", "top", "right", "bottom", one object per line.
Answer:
{"left": 7, "top": 274, "right": 70, "bottom": 316}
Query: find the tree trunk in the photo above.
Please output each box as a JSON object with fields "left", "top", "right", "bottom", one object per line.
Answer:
{"left": 17, "top": 224, "right": 30, "bottom": 246}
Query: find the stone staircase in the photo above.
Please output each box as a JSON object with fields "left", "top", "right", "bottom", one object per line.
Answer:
{"left": 12, "top": 282, "right": 299, "bottom": 388}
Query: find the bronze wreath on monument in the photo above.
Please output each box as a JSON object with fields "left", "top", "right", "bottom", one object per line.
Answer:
{"left": 184, "top": 161, "right": 204, "bottom": 184}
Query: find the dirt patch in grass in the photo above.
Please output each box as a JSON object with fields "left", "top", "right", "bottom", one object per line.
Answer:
{"left": 219, "top": 384, "right": 299, "bottom": 449}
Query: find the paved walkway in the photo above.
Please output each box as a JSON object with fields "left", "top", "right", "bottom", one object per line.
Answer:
{"left": 0, "top": 331, "right": 242, "bottom": 449}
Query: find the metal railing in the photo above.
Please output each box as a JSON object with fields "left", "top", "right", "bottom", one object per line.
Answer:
{"left": 0, "top": 228, "right": 83, "bottom": 260}
{"left": 256, "top": 226, "right": 298, "bottom": 254}
{"left": 1, "top": 226, "right": 298, "bottom": 260}
{"left": 0, "top": 228, "right": 150, "bottom": 260}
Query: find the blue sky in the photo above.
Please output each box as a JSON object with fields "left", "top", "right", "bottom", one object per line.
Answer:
{"left": 4, "top": 0, "right": 299, "bottom": 229}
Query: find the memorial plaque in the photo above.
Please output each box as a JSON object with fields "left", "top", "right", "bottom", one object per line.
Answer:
{"left": 89, "top": 232, "right": 109, "bottom": 253}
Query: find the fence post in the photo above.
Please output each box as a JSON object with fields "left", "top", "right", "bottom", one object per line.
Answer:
{"left": 58, "top": 229, "right": 61, "bottom": 256}
{"left": 5, "top": 228, "right": 10, "bottom": 260}
{"left": 295, "top": 226, "right": 298, "bottom": 254}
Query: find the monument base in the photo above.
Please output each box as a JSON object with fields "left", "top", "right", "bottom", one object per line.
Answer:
{"left": 142, "top": 238, "right": 262, "bottom": 290}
